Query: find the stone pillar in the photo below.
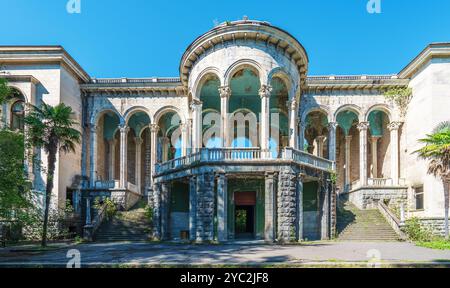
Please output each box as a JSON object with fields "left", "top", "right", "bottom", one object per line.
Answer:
{"left": 299, "top": 122, "right": 306, "bottom": 151}
{"left": 144, "top": 130, "right": 152, "bottom": 197}
{"left": 264, "top": 172, "right": 277, "bottom": 242}
{"left": 191, "top": 100, "right": 203, "bottom": 151}
{"left": 277, "top": 170, "right": 298, "bottom": 242}
{"left": 328, "top": 122, "right": 338, "bottom": 162}
{"left": 219, "top": 86, "right": 231, "bottom": 147}
{"left": 217, "top": 173, "right": 228, "bottom": 242}
{"left": 160, "top": 182, "right": 171, "bottom": 240}
{"left": 135, "top": 137, "right": 143, "bottom": 193}
{"left": 108, "top": 139, "right": 116, "bottom": 181}
{"left": 161, "top": 137, "right": 170, "bottom": 162}
{"left": 316, "top": 135, "right": 326, "bottom": 158}
{"left": 181, "top": 123, "right": 188, "bottom": 157}
{"left": 288, "top": 99, "right": 298, "bottom": 148}
{"left": 119, "top": 125, "right": 129, "bottom": 189}
{"left": 344, "top": 135, "right": 352, "bottom": 190}
{"left": 320, "top": 180, "right": 330, "bottom": 240}
{"left": 371, "top": 136, "right": 381, "bottom": 178}
{"left": 297, "top": 174, "right": 305, "bottom": 241}
{"left": 150, "top": 124, "right": 159, "bottom": 179}
{"left": 196, "top": 172, "right": 215, "bottom": 242}
{"left": 152, "top": 182, "right": 161, "bottom": 240}
{"left": 259, "top": 85, "right": 272, "bottom": 157}
{"left": 388, "top": 122, "right": 402, "bottom": 185}
{"left": 89, "top": 125, "right": 97, "bottom": 187}
{"left": 189, "top": 176, "right": 197, "bottom": 241}
{"left": 358, "top": 122, "right": 369, "bottom": 187}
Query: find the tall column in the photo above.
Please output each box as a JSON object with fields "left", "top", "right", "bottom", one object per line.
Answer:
{"left": 108, "top": 139, "right": 116, "bottom": 181}
{"left": 328, "top": 122, "right": 338, "bottom": 162}
{"left": 344, "top": 135, "right": 352, "bottom": 190}
{"left": 152, "top": 183, "right": 161, "bottom": 240}
{"left": 150, "top": 124, "right": 159, "bottom": 181}
{"left": 297, "top": 173, "right": 305, "bottom": 241}
{"left": 358, "top": 122, "right": 369, "bottom": 187}
{"left": 144, "top": 130, "right": 152, "bottom": 197}
{"left": 190, "top": 100, "right": 203, "bottom": 151}
{"left": 259, "top": 85, "right": 272, "bottom": 157}
{"left": 371, "top": 136, "right": 381, "bottom": 178}
{"left": 160, "top": 182, "right": 171, "bottom": 240}
{"left": 316, "top": 135, "right": 326, "bottom": 158}
{"left": 180, "top": 123, "right": 188, "bottom": 157}
{"left": 277, "top": 170, "right": 298, "bottom": 243}
{"left": 135, "top": 137, "right": 143, "bottom": 193}
{"left": 388, "top": 122, "right": 402, "bottom": 185}
{"left": 189, "top": 176, "right": 197, "bottom": 241}
{"left": 119, "top": 125, "right": 129, "bottom": 189}
{"left": 299, "top": 122, "right": 306, "bottom": 151}
{"left": 89, "top": 125, "right": 97, "bottom": 187}
{"left": 217, "top": 172, "right": 228, "bottom": 242}
{"left": 196, "top": 172, "right": 215, "bottom": 242}
{"left": 219, "top": 86, "right": 231, "bottom": 147}
{"left": 264, "top": 172, "right": 277, "bottom": 242}
{"left": 288, "top": 99, "right": 298, "bottom": 148}
{"left": 320, "top": 180, "right": 330, "bottom": 240}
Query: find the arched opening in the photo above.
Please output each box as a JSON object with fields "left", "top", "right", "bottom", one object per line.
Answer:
{"left": 6, "top": 88, "right": 26, "bottom": 131}
{"left": 199, "top": 75, "right": 221, "bottom": 148}
{"left": 127, "top": 112, "right": 151, "bottom": 192}
{"left": 229, "top": 68, "right": 261, "bottom": 148}
{"left": 336, "top": 110, "right": 360, "bottom": 191}
{"left": 367, "top": 110, "right": 391, "bottom": 180}
{"left": 304, "top": 111, "right": 329, "bottom": 158}
{"left": 96, "top": 111, "right": 121, "bottom": 183}
{"left": 157, "top": 112, "right": 182, "bottom": 162}
{"left": 269, "top": 77, "right": 289, "bottom": 157}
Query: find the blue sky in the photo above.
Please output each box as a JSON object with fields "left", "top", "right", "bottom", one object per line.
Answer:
{"left": 1, "top": 0, "right": 449, "bottom": 78}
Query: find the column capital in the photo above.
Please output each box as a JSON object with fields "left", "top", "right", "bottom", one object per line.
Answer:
{"left": 258, "top": 84, "right": 272, "bottom": 98}
{"left": 287, "top": 99, "right": 298, "bottom": 110}
{"left": 90, "top": 124, "right": 97, "bottom": 133}
{"left": 328, "top": 121, "right": 338, "bottom": 130}
{"left": 218, "top": 86, "right": 231, "bottom": 98}
{"left": 190, "top": 99, "right": 203, "bottom": 110}
{"left": 298, "top": 173, "right": 307, "bottom": 181}
{"left": 357, "top": 122, "right": 370, "bottom": 131}
{"left": 180, "top": 123, "right": 189, "bottom": 132}
{"left": 388, "top": 121, "right": 402, "bottom": 131}
{"left": 119, "top": 125, "right": 129, "bottom": 134}
{"left": 265, "top": 171, "right": 278, "bottom": 179}
{"left": 371, "top": 135, "right": 382, "bottom": 141}
{"left": 149, "top": 124, "right": 160, "bottom": 133}
{"left": 135, "top": 137, "right": 143, "bottom": 145}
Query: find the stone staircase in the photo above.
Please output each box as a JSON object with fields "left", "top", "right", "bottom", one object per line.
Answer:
{"left": 95, "top": 201, "right": 151, "bottom": 242}
{"left": 337, "top": 201, "right": 400, "bottom": 241}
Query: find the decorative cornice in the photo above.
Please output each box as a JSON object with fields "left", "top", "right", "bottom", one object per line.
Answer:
{"left": 0, "top": 74, "right": 40, "bottom": 84}
{"left": 0, "top": 46, "right": 90, "bottom": 82}
{"left": 305, "top": 75, "right": 409, "bottom": 92}
{"left": 399, "top": 43, "right": 450, "bottom": 79}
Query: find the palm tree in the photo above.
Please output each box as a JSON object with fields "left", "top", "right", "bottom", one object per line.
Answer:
{"left": 24, "top": 102, "right": 81, "bottom": 246}
{"left": 415, "top": 121, "right": 450, "bottom": 240}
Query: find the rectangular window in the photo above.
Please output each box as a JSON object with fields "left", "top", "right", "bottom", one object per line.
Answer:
{"left": 415, "top": 186, "right": 424, "bottom": 210}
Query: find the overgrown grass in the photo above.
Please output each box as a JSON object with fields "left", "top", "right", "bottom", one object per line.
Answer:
{"left": 416, "top": 240, "right": 450, "bottom": 250}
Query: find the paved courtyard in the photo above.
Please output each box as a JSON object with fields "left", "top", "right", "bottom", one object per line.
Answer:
{"left": 1, "top": 241, "right": 450, "bottom": 267}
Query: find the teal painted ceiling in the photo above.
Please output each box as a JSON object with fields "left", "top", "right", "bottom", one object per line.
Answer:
{"left": 336, "top": 110, "right": 358, "bottom": 135}
{"left": 230, "top": 69, "right": 261, "bottom": 115}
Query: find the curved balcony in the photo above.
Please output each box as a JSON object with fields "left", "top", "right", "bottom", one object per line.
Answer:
{"left": 155, "top": 147, "right": 335, "bottom": 175}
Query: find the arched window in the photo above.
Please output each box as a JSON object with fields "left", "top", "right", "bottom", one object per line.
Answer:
{"left": 10, "top": 100, "right": 25, "bottom": 131}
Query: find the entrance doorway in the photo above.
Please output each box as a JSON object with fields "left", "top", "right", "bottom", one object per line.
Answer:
{"left": 234, "top": 191, "right": 256, "bottom": 239}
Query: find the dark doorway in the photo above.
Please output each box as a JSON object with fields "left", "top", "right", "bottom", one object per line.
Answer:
{"left": 234, "top": 191, "right": 256, "bottom": 239}
{"left": 235, "top": 206, "right": 255, "bottom": 238}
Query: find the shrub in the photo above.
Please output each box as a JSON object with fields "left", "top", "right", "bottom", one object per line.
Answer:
{"left": 404, "top": 217, "right": 434, "bottom": 242}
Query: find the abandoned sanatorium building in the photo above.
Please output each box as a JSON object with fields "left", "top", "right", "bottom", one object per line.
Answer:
{"left": 0, "top": 20, "right": 449, "bottom": 242}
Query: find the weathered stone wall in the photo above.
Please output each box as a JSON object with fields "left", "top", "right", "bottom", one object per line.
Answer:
{"left": 195, "top": 173, "right": 215, "bottom": 241}
{"left": 277, "top": 170, "right": 298, "bottom": 242}
{"left": 344, "top": 187, "right": 407, "bottom": 210}
{"left": 170, "top": 212, "right": 189, "bottom": 240}
{"left": 418, "top": 218, "right": 449, "bottom": 237}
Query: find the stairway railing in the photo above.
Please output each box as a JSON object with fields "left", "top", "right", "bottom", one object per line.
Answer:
{"left": 377, "top": 201, "right": 407, "bottom": 240}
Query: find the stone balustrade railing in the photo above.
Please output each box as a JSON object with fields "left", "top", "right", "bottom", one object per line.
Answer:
{"left": 155, "top": 147, "right": 335, "bottom": 175}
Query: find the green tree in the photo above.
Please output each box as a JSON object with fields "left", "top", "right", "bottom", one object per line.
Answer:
{"left": 24, "top": 102, "right": 81, "bottom": 246}
{"left": 0, "top": 78, "right": 11, "bottom": 104}
{"left": 415, "top": 121, "right": 450, "bottom": 239}
{"left": 384, "top": 87, "right": 413, "bottom": 117}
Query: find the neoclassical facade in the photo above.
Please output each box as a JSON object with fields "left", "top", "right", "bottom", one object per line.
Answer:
{"left": 1, "top": 20, "right": 449, "bottom": 241}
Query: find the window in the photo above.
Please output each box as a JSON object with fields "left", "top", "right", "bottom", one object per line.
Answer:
{"left": 415, "top": 186, "right": 424, "bottom": 210}
{"left": 10, "top": 100, "right": 25, "bottom": 131}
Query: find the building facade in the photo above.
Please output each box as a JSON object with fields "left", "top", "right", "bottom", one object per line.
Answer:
{"left": 1, "top": 20, "right": 449, "bottom": 241}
